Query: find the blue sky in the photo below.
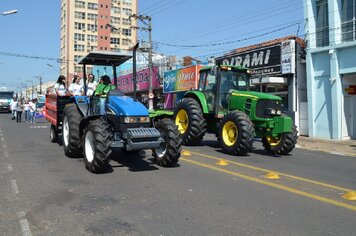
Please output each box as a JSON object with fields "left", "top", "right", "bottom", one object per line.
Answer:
{"left": 0, "top": 0, "right": 304, "bottom": 92}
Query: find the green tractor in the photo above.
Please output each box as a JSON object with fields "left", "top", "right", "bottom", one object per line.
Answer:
{"left": 174, "top": 65, "right": 298, "bottom": 155}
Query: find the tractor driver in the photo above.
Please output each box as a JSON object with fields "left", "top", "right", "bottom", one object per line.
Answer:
{"left": 94, "top": 75, "right": 116, "bottom": 114}
{"left": 94, "top": 75, "right": 115, "bottom": 97}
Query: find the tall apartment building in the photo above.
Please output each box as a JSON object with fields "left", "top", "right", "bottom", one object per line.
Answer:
{"left": 60, "top": 0, "right": 138, "bottom": 79}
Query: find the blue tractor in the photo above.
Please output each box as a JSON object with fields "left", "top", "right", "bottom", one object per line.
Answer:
{"left": 56, "top": 49, "right": 181, "bottom": 173}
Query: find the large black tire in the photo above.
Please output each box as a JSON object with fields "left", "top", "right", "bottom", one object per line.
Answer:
{"left": 174, "top": 97, "right": 207, "bottom": 146}
{"left": 83, "top": 118, "right": 113, "bottom": 173}
{"left": 50, "top": 124, "right": 58, "bottom": 143}
{"left": 62, "top": 103, "right": 83, "bottom": 158}
{"left": 218, "top": 111, "right": 254, "bottom": 155}
{"left": 262, "top": 125, "right": 298, "bottom": 155}
{"left": 152, "top": 118, "right": 181, "bottom": 167}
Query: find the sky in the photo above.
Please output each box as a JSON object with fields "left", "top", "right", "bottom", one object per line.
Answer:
{"left": 0, "top": 0, "right": 304, "bottom": 92}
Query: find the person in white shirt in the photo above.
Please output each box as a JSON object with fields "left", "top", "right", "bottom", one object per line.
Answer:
{"left": 29, "top": 99, "right": 37, "bottom": 123}
{"left": 24, "top": 100, "right": 30, "bottom": 122}
{"left": 69, "top": 76, "right": 83, "bottom": 96}
{"left": 86, "top": 73, "right": 97, "bottom": 96}
{"left": 10, "top": 98, "right": 17, "bottom": 120}
{"left": 54, "top": 75, "right": 67, "bottom": 96}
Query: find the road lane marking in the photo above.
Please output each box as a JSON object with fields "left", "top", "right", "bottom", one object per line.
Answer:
{"left": 19, "top": 219, "right": 32, "bottom": 236}
{"left": 4, "top": 151, "right": 9, "bottom": 158}
{"left": 11, "top": 179, "right": 19, "bottom": 194}
{"left": 186, "top": 150, "right": 355, "bottom": 193}
{"left": 7, "top": 163, "right": 13, "bottom": 172}
{"left": 181, "top": 157, "right": 356, "bottom": 211}
{"left": 0, "top": 137, "right": 4, "bottom": 142}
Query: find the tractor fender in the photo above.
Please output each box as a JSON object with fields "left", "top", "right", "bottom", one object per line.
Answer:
{"left": 183, "top": 91, "right": 209, "bottom": 114}
{"left": 71, "top": 96, "right": 91, "bottom": 117}
{"left": 79, "top": 115, "right": 102, "bottom": 137}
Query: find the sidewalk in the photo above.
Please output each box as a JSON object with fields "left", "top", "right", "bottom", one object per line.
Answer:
{"left": 296, "top": 136, "right": 356, "bottom": 157}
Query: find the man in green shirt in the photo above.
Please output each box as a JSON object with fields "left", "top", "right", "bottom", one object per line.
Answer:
{"left": 94, "top": 75, "right": 116, "bottom": 97}
{"left": 93, "top": 75, "right": 116, "bottom": 114}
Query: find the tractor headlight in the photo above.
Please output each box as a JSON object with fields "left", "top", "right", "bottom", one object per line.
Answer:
{"left": 265, "top": 108, "right": 282, "bottom": 116}
{"left": 121, "top": 116, "right": 150, "bottom": 123}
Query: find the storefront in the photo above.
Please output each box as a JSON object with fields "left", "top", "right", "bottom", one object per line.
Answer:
{"left": 215, "top": 36, "right": 307, "bottom": 135}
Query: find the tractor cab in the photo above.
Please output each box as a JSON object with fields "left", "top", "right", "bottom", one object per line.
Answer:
{"left": 198, "top": 65, "right": 250, "bottom": 114}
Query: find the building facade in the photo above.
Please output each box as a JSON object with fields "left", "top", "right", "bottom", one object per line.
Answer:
{"left": 60, "top": 0, "right": 137, "bottom": 80}
{"left": 304, "top": 0, "right": 356, "bottom": 140}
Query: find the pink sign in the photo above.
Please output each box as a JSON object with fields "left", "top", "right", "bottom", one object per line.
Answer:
{"left": 115, "top": 66, "right": 160, "bottom": 93}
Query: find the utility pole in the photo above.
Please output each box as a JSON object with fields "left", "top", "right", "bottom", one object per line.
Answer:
{"left": 130, "top": 14, "right": 153, "bottom": 110}
{"left": 35, "top": 76, "right": 43, "bottom": 95}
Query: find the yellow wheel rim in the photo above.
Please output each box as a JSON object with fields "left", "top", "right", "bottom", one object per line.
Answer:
{"left": 175, "top": 109, "right": 188, "bottom": 134}
{"left": 222, "top": 121, "right": 238, "bottom": 146}
{"left": 266, "top": 135, "right": 281, "bottom": 146}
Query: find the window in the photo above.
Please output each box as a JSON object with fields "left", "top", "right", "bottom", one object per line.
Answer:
{"left": 74, "top": 66, "right": 82, "bottom": 73}
{"left": 75, "top": 11, "right": 85, "bottom": 19}
{"left": 111, "top": 16, "right": 120, "bottom": 24}
{"left": 87, "top": 24, "right": 97, "bottom": 32}
{"left": 122, "top": 0, "right": 132, "bottom": 6}
{"left": 75, "top": 0, "right": 85, "bottom": 9}
{"left": 111, "top": 6, "right": 121, "bottom": 14}
{"left": 74, "top": 55, "right": 82, "bottom": 63}
{"left": 87, "top": 13, "right": 98, "bottom": 21}
{"left": 122, "top": 28, "right": 131, "bottom": 36}
{"left": 88, "top": 3, "right": 98, "bottom": 10}
{"left": 74, "top": 22, "right": 85, "bottom": 30}
{"left": 122, "top": 8, "right": 132, "bottom": 16}
{"left": 315, "top": 0, "right": 329, "bottom": 47}
{"left": 74, "top": 33, "right": 85, "bottom": 41}
{"left": 74, "top": 44, "right": 85, "bottom": 52}
{"left": 87, "top": 35, "right": 98, "bottom": 42}
{"left": 341, "top": 0, "right": 356, "bottom": 42}
{"left": 110, "top": 37, "right": 120, "bottom": 45}
{"left": 122, "top": 39, "right": 130, "bottom": 46}
{"left": 122, "top": 18, "right": 131, "bottom": 26}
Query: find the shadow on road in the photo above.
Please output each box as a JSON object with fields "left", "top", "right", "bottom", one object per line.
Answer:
{"left": 110, "top": 149, "right": 160, "bottom": 172}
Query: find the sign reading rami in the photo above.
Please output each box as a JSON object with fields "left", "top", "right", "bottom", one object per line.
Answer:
{"left": 215, "top": 40, "right": 296, "bottom": 77}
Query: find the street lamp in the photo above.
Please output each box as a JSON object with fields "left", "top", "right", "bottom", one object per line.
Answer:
{"left": 46, "top": 63, "right": 60, "bottom": 74}
{"left": 2, "top": 9, "right": 18, "bottom": 16}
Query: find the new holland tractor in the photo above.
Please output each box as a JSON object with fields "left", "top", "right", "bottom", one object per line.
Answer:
{"left": 46, "top": 49, "right": 181, "bottom": 173}
{"left": 174, "top": 65, "right": 297, "bottom": 156}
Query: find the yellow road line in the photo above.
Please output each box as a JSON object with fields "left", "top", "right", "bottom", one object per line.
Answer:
{"left": 181, "top": 157, "right": 356, "bottom": 211}
{"left": 186, "top": 150, "right": 355, "bottom": 193}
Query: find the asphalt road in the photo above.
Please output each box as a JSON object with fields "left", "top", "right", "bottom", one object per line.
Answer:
{"left": 0, "top": 113, "right": 355, "bottom": 236}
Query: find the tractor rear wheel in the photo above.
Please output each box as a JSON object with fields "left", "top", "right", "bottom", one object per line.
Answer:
{"left": 174, "top": 98, "right": 207, "bottom": 145}
{"left": 83, "top": 118, "right": 112, "bottom": 173}
{"left": 262, "top": 125, "right": 298, "bottom": 155}
{"left": 62, "top": 103, "right": 83, "bottom": 158}
{"left": 152, "top": 118, "right": 181, "bottom": 167}
{"left": 218, "top": 111, "right": 254, "bottom": 155}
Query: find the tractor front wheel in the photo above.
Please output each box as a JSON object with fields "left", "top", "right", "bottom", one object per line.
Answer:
{"left": 174, "top": 98, "right": 207, "bottom": 145}
{"left": 218, "top": 111, "right": 254, "bottom": 155}
{"left": 83, "top": 118, "right": 113, "bottom": 173}
{"left": 262, "top": 125, "right": 298, "bottom": 155}
{"left": 152, "top": 118, "right": 181, "bottom": 167}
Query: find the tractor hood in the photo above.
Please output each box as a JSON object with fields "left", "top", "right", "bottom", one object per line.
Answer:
{"left": 107, "top": 95, "right": 149, "bottom": 117}
{"left": 230, "top": 90, "right": 282, "bottom": 100}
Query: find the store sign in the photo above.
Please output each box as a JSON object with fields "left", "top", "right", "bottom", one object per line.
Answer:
{"left": 281, "top": 40, "right": 296, "bottom": 74}
{"left": 116, "top": 66, "right": 160, "bottom": 93}
{"left": 345, "top": 85, "right": 356, "bottom": 95}
{"left": 163, "top": 65, "right": 202, "bottom": 93}
{"left": 216, "top": 40, "right": 296, "bottom": 76}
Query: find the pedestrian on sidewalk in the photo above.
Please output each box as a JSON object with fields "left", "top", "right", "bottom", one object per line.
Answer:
{"left": 24, "top": 99, "right": 30, "bottom": 122}
{"left": 29, "top": 98, "right": 37, "bottom": 123}
{"left": 10, "top": 97, "right": 17, "bottom": 120}
{"left": 16, "top": 99, "right": 24, "bottom": 122}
